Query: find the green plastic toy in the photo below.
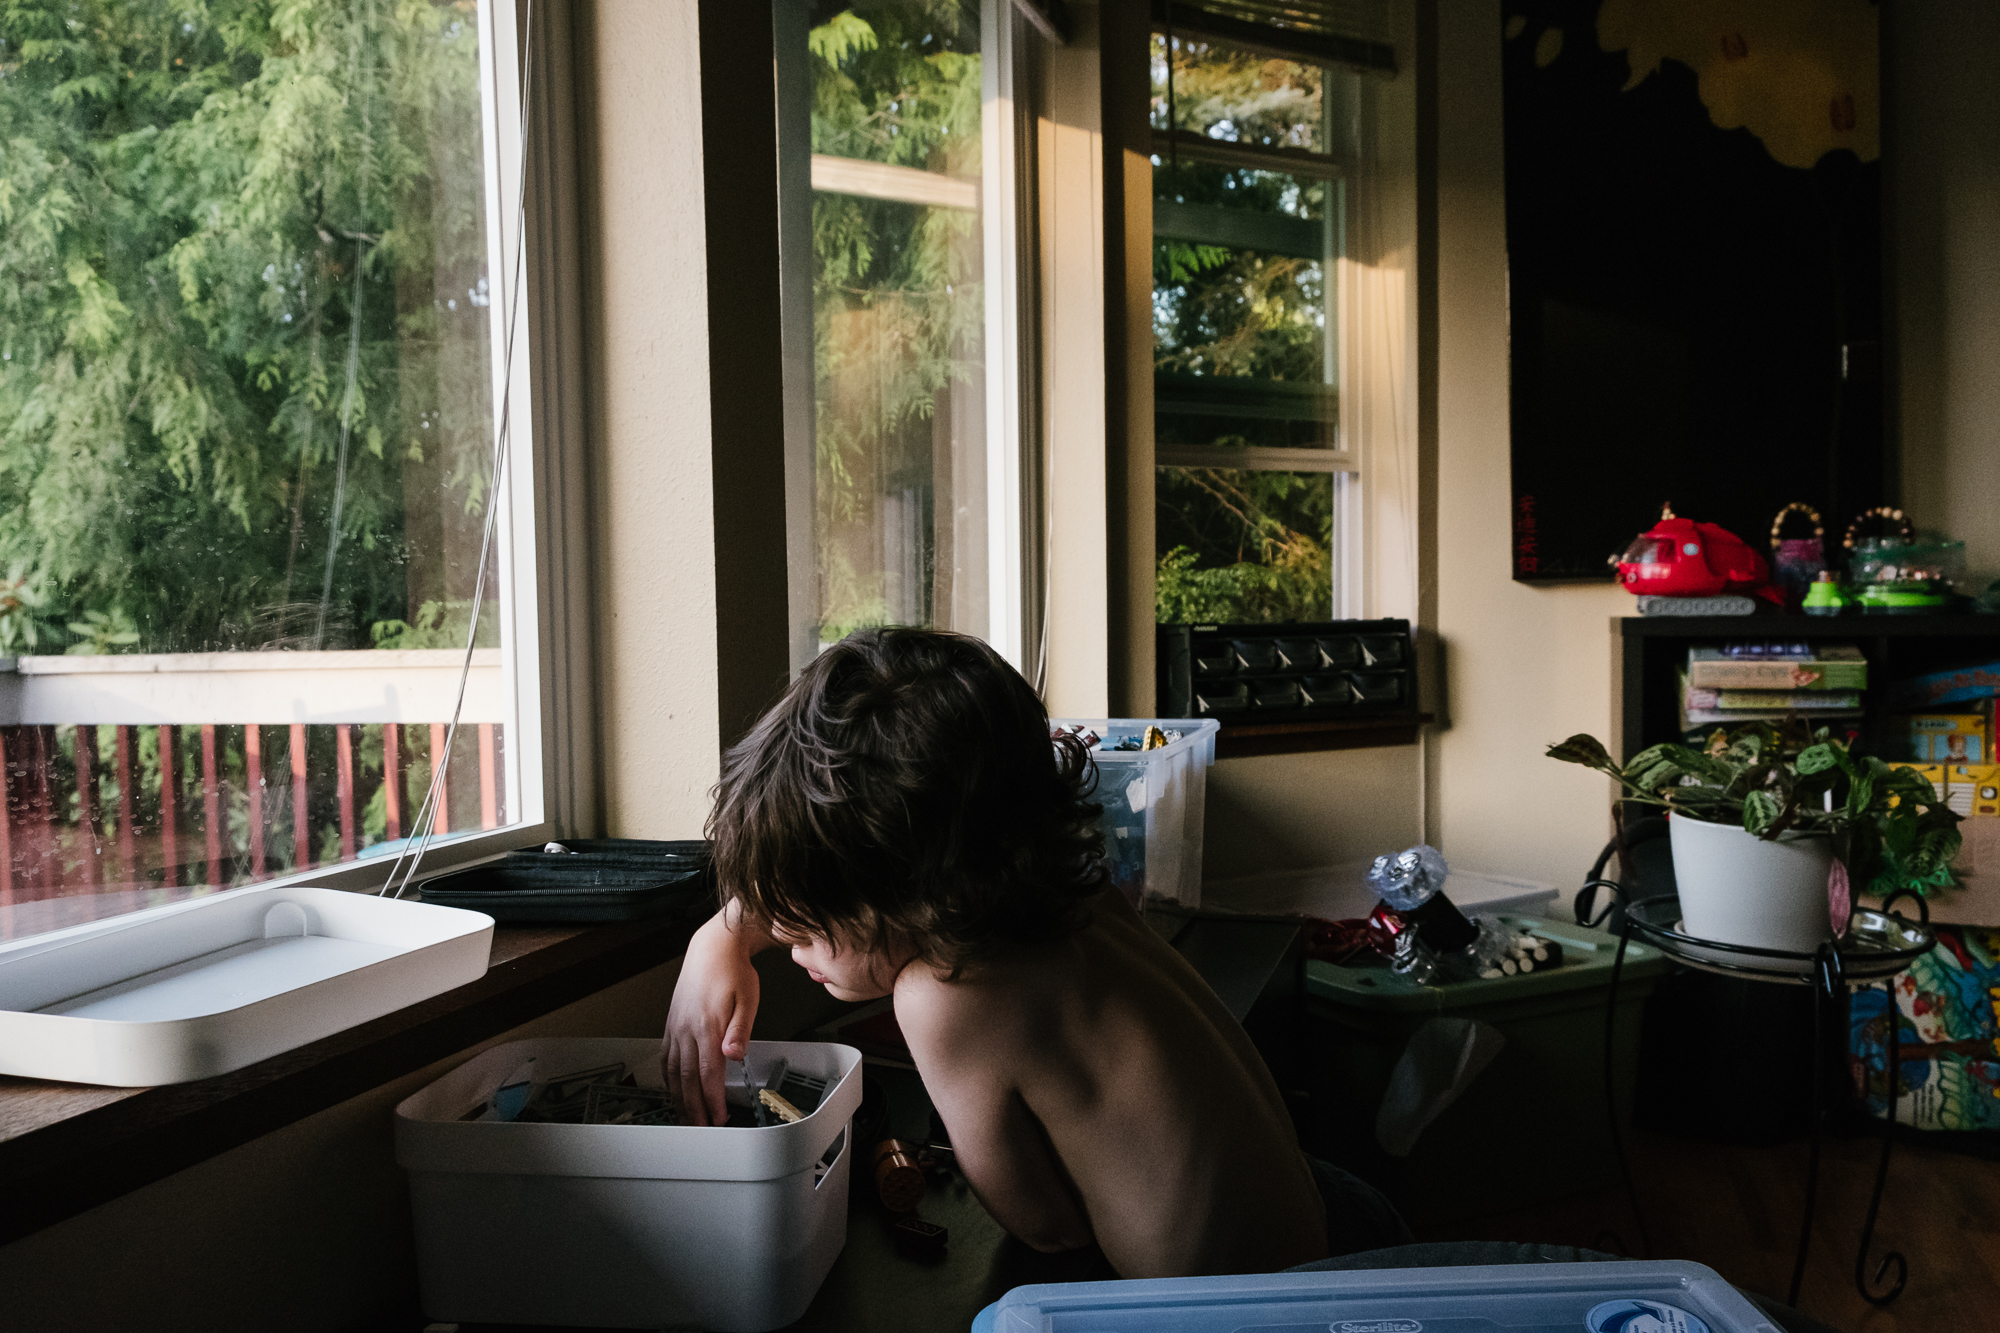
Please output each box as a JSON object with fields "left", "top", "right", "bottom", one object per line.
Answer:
{"left": 1802, "top": 571, "right": 1856, "bottom": 616}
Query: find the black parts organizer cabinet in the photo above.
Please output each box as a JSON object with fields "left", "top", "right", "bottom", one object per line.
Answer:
{"left": 1158, "top": 619, "right": 1416, "bottom": 725}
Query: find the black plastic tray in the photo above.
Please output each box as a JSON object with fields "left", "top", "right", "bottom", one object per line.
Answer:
{"left": 417, "top": 838, "right": 715, "bottom": 923}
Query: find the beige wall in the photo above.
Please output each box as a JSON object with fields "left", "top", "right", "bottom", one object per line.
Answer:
{"left": 1038, "top": 2, "right": 1114, "bottom": 718}
{"left": 1204, "top": 747, "right": 1424, "bottom": 878}
{"left": 581, "top": 0, "right": 729, "bottom": 840}
{"left": 1423, "top": 0, "right": 1628, "bottom": 892}
{"left": 1892, "top": 0, "right": 2000, "bottom": 592}
{"left": 1419, "top": 0, "right": 2000, "bottom": 895}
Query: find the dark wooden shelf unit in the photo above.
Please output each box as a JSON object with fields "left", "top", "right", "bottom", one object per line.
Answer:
{"left": 1214, "top": 711, "right": 1433, "bottom": 758}
{"left": 1613, "top": 615, "right": 2000, "bottom": 762}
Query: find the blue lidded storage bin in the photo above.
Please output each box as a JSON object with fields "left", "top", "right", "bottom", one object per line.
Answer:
{"left": 971, "top": 1261, "right": 1768, "bottom": 1332}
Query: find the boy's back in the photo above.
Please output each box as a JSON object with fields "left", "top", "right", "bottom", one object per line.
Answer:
{"left": 896, "top": 887, "right": 1328, "bottom": 1277}
{"left": 664, "top": 628, "right": 1377, "bottom": 1279}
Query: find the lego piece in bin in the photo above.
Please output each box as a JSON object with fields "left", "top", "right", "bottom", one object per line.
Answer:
{"left": 1058, "top": 723, "right": 1103, "bottom": 750}
{"left": 893, "top": 1215, "right": 949, "bottom": 1260}
{"left": 1142, "top": 725, "right": 1168, "bottom": 751}
{"left": 545, "top": 1062, "right": 629, "bottom": 1102}
{"left": 759, "top": 1088, "right": 805, "bottom": 1123}
{"left": 490, "top": 1057, "right": 539, "bottom": 1121}
{"left": 583, "top": 1083, "right": 677, "bottom": 1125}
{"left": 724, "top": 1054, "right": 790, "bottom": 1107}
{"left": 523, "top": 1062, "right": 631, "bottom": 1123}
{"left": 775, "top": 1070, "right": 830, "bottom": 1116}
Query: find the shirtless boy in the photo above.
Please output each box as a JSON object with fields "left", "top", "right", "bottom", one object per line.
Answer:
{"left": 662, "top": 628, "right": 1404, "bottom": 1277}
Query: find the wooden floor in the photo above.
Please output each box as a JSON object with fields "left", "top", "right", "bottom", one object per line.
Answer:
{"left": 1418, "top": 1127, "right": 2000, "bottom": 1332}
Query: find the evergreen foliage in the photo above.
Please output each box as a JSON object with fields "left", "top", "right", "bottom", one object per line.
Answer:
{"left": 807, "top": 0, "right": 982, "bottom": 640}
{"left": 1149, "top": 34, "right": 1339, "bottom": 624}
{"left": 0, "top": 0, "right": 493, "bottom": 653}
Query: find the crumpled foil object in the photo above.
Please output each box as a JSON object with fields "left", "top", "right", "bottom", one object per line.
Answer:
{"left": 1304, "top": 904, "right": 1407, "bottom": 965}
{"left": 1367, "top": 843, "right": 1450, "bottom": 913}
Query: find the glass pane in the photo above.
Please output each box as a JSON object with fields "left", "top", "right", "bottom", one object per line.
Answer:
{"left": 797, "top": 0, "right": 987, "bottom": 647}
{"left": 0, "top": 4, "right": 515, "bottom": 937}
{"left": 1150, "top": 32, "right": 1327, "bottom": 151}
{"left": 1155, "top": 468, "right": 1334, "bottom": 624}
{"left": 1154, "top": 235, "right": 1334, "bottom": 450}
{"left": 1150, "top": 35, "right": 1348, "bottom": 455}
{"left": 1157, "top": 158, "right": 1330, "bottom": 222}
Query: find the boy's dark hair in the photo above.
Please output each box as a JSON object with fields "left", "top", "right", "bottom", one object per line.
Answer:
{"left": 707, "top": 628, "right": 1104, "bottom": 972}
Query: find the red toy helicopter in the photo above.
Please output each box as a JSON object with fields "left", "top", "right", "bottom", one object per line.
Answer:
{"left": 1615, "top": 505, "right": 1785, "bottom": 604}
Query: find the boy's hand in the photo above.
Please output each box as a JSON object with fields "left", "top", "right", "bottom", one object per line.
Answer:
{"left": 662, "top": 906, "right": 769, "bottom": 1125}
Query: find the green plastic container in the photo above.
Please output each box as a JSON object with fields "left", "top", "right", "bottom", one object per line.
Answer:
{"left": 1294, "top": 916, "right": 1667, "bottom": 1226}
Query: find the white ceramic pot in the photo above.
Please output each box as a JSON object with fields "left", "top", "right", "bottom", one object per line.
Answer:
{"left": 1668, "top": 812, "right": 1836, "bottom": 953}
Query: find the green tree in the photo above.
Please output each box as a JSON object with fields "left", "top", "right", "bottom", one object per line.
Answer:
{"left": 0, "top": 0, "right": 493, "bottom": 653}
{"left": 1150, "top": 34, "right": 1341, "bottom": 624}
{"left": 1155, "top": 467, "right": 1332, "bottom": 623}
{"left": 807, "top": 1, "right": 982, "bottom": 639}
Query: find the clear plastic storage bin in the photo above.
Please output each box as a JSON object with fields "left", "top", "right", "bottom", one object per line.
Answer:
{"left": 1052, "top": 717, "right": 1220, "bottom": 909}
{"left": 972, "top": 1260, "right": 1770, "bottom": 1332}
{"left": 395, "top": 1037, "right": 861, "bottom": 1332}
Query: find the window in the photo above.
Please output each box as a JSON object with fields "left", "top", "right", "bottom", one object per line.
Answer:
{"left": 775, "top": 0, "right": 1027, "bottom": 669}
{"left": 0, "top": 1, "right": 545, "bottom": 939}
{"left": 1150, "top": 24, "right": 1386, "bottom": 625}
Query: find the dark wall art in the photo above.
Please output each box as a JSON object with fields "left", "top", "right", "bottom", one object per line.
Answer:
{"left": 1504, "top": 1, "right": 1885, "bottom": 582}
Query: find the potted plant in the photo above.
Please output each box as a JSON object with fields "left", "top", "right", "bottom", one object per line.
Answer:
{"left": 1546, "top": 723, "right": 1961, "bottom": 952}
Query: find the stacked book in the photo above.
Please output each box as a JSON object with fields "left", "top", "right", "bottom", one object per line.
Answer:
{"left": 1680, "top": 644, "right": 1867, "bottom": 734}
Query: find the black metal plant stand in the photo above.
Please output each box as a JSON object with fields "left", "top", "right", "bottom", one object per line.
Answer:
{"left": 1581, "top": 880, "right": 1936, "bottom": 1312}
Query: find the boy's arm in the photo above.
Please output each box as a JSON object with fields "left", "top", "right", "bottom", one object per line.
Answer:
{"left": 661, "top": 903, "right": 778, "bottom": 1125}
{"left": 898, "top": 981, "right": 1096, "bottom": 1253}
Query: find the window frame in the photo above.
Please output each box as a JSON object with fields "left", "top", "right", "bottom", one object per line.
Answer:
{"left": 772, "top": 0, "right": 1040, "bottom": 677}
{"left": 0, "top": 0, "right": 591, "bottom": 947}
{"left": 1148, "top": 21, "right": 1366, "bottom": 621}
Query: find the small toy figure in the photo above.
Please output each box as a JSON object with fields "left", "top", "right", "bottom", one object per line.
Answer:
{"left": 1768, "top": 502, "right": 1826, "bottom": 608}
{"left": 1801, "top": 571, "right": 1856, "bottom": 616}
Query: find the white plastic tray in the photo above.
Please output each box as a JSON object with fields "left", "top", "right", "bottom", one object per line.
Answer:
{"left": 0, "top": 886, "right": 493, "bottom": 1085}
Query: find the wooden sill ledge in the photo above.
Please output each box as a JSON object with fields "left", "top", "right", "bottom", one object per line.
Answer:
{"left": 0, "top": 912, "right": 700, "bottom": 1248}
{"left": 1215, "top": 711, "right": 1433, "bottom": 758}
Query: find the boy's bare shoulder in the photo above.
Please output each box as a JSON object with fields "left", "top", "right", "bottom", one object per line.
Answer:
{"left": 892, "top": 936, "right": 1070, "bottom": 1056}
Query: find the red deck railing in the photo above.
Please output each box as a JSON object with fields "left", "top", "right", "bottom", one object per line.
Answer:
{"left": 0, "top": 721, "right": 506, "bottom": 909}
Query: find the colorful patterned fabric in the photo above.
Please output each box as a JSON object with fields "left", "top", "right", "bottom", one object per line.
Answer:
{"left": 1849, "top": 925, "right": 2000, "bottom": 1131}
